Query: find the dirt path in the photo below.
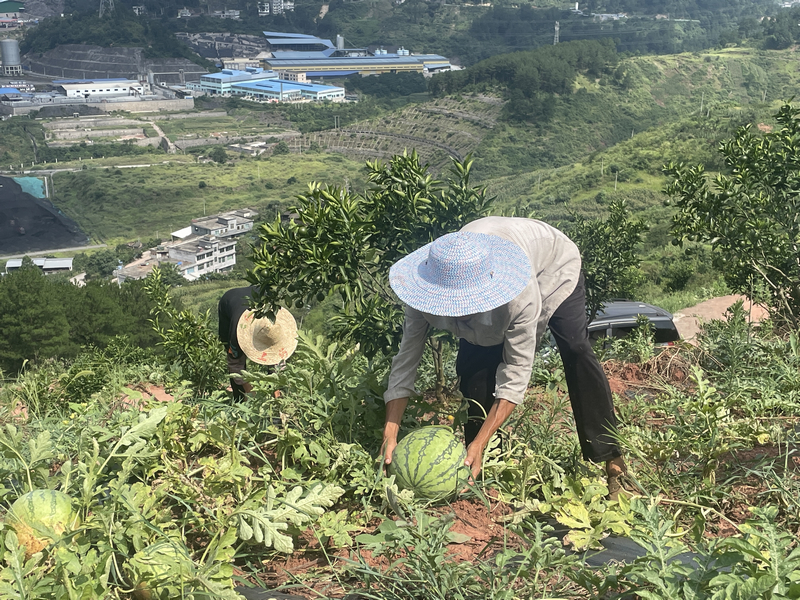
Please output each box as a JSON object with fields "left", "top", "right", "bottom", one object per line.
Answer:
{"left": 673, "top": 295, "right": 769, "bottom": 343}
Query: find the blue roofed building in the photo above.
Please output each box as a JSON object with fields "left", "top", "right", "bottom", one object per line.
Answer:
{"left": 187, "top": 67, "right": 277, "bottom": 95}
{"left": 231, "top": 78, "right": 345, "bottom": 102}
{"left": 263, "top": 31, "right": 335, "bottom": 52}
{"left": 263, "top": 53, "right": 451, "bottom": 77}
{"left": 255, "top": 31, "right": 452, "bottom": 77}
{"left": 187, "top": 67, "right": 344, "bottom": 102}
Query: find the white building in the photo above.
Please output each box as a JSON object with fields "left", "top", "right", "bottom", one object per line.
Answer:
{"left": 166, "top": 235, "right": 238, "bottom": 280}
{"left": 55, "top": 79, "right": 146, "bottom": 99}
{"left": 117, "top": 209, "right": 258, "bottom": 284}
{"left": 189, "top": 208, "right": 257, "bottom": 239}
{"left": 5, "top": 257, "right": 73, "bottom": 274}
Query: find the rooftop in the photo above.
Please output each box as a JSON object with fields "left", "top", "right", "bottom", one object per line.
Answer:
{"left": 6, "top": 257, "right": 73, "bottom": 270}
{"left": 232, "top": 79, "right": 343, "bottom": 94}
{"left": 53, "top": 78, "right": 136, "bottom": 84}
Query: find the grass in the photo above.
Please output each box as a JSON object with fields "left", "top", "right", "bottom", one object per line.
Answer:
{"left": 48, "top": 153, "right": 369, "bottom": 244}
{"left": 156, "top": 114, "right": 292, "bottom": 142}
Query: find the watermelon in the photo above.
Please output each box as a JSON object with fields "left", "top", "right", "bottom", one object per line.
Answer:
{"left": 389, "top": 426, "right": 469, "bottom": 500}
{"left": 5, "top": 489, "right": 79, "bottom": 559}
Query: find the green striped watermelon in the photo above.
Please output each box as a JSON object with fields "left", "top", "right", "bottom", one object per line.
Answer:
{"left": 389, "top": 426, "right": 469, "bottom": 500}
{"left": 5, "top": 489, "right": 79, "bottom": 558}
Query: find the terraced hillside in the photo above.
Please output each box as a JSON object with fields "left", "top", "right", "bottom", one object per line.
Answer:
{"left": 302, "top": 96, "right": 503, "bottom": 171}
{"left": 24, "top": 44, "right": 208, "bottom": 84}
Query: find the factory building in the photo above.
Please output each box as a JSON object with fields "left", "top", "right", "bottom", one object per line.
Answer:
{"left": 188, "top": 67, "right": 277, "bottom": 95}
{"left": 256, "top": 31, "right": 451, "bottom": 77}
{"left": 55, "top": 79, "right": 146, "bottom": 99}
{"left": 231, "top": 78, "right": 345, "bottom": 102}
{"left": 263, "top": 31, "right": 335, "bottom": 52}
{"left": 262, "top": 53, "right": 451, "bottom": 77}
{"left": 187, "top": 68, "right": 344, "bottom": 102}
{"left": 0, "top": 0, "right": 24, "bottom": 18}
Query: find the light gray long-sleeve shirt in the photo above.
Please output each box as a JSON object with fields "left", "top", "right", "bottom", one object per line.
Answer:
{"left": 384, "top": 217, "right": 582, "bottom": 405}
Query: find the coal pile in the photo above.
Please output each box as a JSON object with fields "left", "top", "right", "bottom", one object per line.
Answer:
{"left": 0, "top": 176, "right": 88, "bottom": 255}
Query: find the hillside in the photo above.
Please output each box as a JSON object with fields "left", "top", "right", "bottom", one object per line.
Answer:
{"left": 4, "top": 46, "right": 797, "bottom": 250}
{"left": 18, "top": 0, "right": 780, "bottom": 68}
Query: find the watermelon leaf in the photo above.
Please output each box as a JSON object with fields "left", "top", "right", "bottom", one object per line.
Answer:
{"left": 231, "top": 483, "right": 344, "bottom": 553}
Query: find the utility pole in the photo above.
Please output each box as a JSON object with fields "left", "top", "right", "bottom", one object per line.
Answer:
{"left": 553, "top": 21, "right": 560, "bottom": 44}
{"left": 699, "top": 91, "right": 704, "bottom": 114}
{"left": 99, "top": 0, "right": 115, "bottom": 17}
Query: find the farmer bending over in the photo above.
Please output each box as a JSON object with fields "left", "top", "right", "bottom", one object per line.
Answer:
{"left": 218, "top": 286, "right": 298, "bottom": 401}
{"left": 380, "top": 216, "right": 629, "bottom": 500}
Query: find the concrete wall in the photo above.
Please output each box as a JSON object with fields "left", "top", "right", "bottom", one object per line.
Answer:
{"left": 1, "top": 98, "right": 194, "bottom": 116}
{"left": 44, "top": 118, "right": 144, "bottom": 130}
{"left": 48, "top": 128, "right": 147, "bottom": 140}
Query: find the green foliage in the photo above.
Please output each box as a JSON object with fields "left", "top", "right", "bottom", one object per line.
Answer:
{"left": 272, "top": 141, "right": 290, "bottom": 156}
{"left": 430, "top": 39, "right": 618, "bottom": 124}
{"left": 347, "top": 72, "right": 428, "bottom": 99}
{"left": 0, "top": 260, "right": 75, "bottom": 373}
{"left": 566, "top": 200, "right": 649, "bottom": 320}
{"left": 249, "top": 151, "right": 493, "bottom": 359}
{"left": 143, "top": 267, "right": 226, "bottom": 397}
{"left": 20, "top": 10, "right": 213, "bottom": 68}
{"left": 207, "top": 146, "right": 228, "bottom": 164}
{"left": 665, "top": 102, "right": 800, "bottom": 328}
{"left": 49, "top": 153, "right": 366, "bottom": 242}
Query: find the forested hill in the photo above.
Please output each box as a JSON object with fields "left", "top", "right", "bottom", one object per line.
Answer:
{"left": 25, "top": 0, "right": 780, "bottom": 68}
{"left": 19, "top": 9, "right": 213, "bottom": 67}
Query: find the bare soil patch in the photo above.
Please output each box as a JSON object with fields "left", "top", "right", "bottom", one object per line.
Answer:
{"left": 672, "top": 294, "right": 768, "bottom": 343}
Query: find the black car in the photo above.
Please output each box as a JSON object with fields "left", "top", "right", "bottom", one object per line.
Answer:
{"left": 588, "top": 300, "right": 680, "bottom": 346}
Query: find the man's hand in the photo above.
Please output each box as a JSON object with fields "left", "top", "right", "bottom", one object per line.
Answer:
{"left": 464, "top": 439, "right": 487, "bottom": 480}
{"left": 380, "top": 434, "right": 398, "bottom": 470}
{"left": 460, "top": 398, "right": 517, "bottom": 490}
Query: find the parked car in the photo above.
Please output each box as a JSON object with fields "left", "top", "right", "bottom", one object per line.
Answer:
{"left": 588, "top": 300, "right": 680, "bottom": 346}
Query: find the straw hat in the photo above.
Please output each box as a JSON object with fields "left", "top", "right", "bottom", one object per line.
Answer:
{"left": 389, "top": 231, "right": 531, "bottom": 317}
{"left": 236, "top": 307, "right": 298, "bottom": 365}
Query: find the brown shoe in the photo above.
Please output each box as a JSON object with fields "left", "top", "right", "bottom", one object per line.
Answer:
{"left": 607, "top": 471, "right": 641, "bottom": 501}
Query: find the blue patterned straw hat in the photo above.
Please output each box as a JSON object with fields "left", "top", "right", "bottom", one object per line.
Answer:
{"left": 389, "top": 232, "right": 532, "bottom": 317}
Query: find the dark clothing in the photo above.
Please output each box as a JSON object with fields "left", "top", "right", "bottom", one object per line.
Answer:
{"left": 218, "top": 285, "right": 258, "bottom": 356}
{"left": 218, "top": 286, "right": 258, "bottom": 401}
{"left": 458, "top": 274, "right": 621, "bottom": 463}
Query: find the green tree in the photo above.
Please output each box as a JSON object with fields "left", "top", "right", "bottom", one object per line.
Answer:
{"left": 143, "top": 267, "right": 226, "bottom": 396}
{"left": 272, "top": 141, "right": 290, "bottom": 156}
{"left": 249, "top": 151, "right": 493, "bottom": 396}
{"left": 566, "top": 200, "right": 648, "bottom": 320}
{"left": 0, "top": 259, "right": 76, "bottom": 373}
{"left": 664, "top": 102, "right": 800, "bottom": 327}
{"left": 208, "top": 146, "right": 228, "bottom": 164}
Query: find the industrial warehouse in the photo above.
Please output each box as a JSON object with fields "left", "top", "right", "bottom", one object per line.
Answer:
{"left": 257, "top": 32, "right": 451, "bottom": 77}
{"left": 187, "top": 67, "right": 345, "bottom": 102}
{"left": 182, "top": 30, "right": 453, "bottom": 79}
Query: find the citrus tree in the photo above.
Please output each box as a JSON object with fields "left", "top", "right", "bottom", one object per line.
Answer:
{"left": 248, "top": 151, "right": 493, "bottom": 394}
{"left": 664, "top": 102, "right": 800, "bottom": 327}
{"left": 566, "top": 200, "right": 648, "bottom": 321}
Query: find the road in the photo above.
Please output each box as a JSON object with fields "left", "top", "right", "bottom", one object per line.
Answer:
{"left": 0, "top": 244, "right": 107, "bottom": 261}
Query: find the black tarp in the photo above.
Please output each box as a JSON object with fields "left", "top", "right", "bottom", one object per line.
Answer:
{"left": 0, "top": 175, "right": 88, "bottom": 254}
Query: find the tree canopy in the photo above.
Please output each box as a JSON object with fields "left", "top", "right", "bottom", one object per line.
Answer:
{"left": 665, "top": 102, "right": 800, "bottom": 328}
